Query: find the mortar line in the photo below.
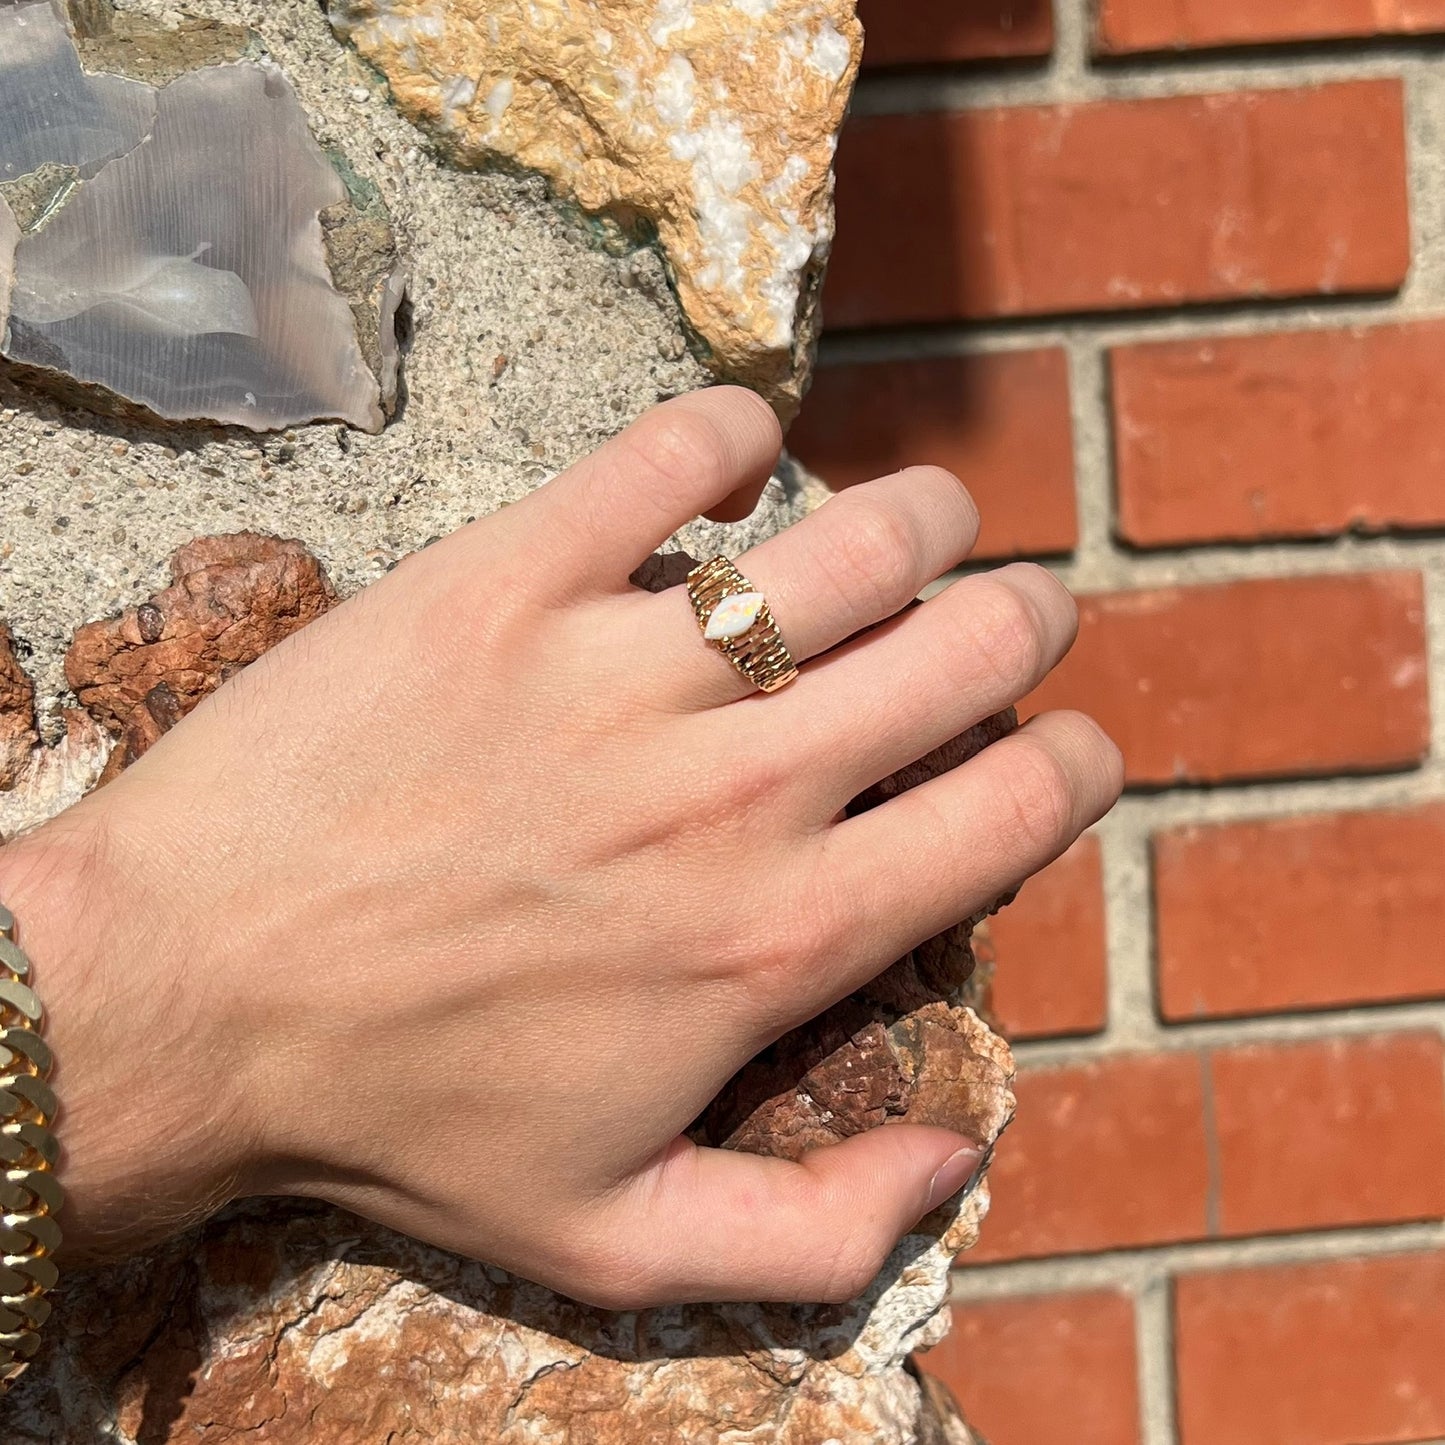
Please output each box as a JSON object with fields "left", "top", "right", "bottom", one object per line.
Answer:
{"left": 1136, "top": 1274, "right": 1179, "bottom": 1445}
{"left": 1048, "top": 0, "right": 1092, "bottom": 85}
{"left": 949, "top": 1219, "right": 1445, "bottom": 1300}
{"left": 853, "top": 33, "right": 1445, "bottom": 115}
{"left": 1092, "top": 811, "right": 1160, "bottom": 1049}
{"left": 816, "top": 294, "right": 1445, "bottom": 363}
{"left": 1060, "top": 333, "right": 1116, "bottom": 604}
{"left": 1009, "top": 1000, "right": 1445, "bottom": 1068}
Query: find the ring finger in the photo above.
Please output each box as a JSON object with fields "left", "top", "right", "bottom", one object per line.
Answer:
{"left": 647, "top": 467, "right": 981, "bottom": 708}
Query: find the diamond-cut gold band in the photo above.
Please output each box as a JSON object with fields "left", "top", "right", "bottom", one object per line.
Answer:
{"left": 687, "top": 555, "right": 799, "bottom": 694}
{"left": 0, "top": 903, "right": 61, "bottom": 1394}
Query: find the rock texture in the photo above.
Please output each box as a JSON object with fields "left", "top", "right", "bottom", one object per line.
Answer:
{"left": 0, "top": 0, "right": 754, "bottom": 726}
{"left": 0, "top": 0, "right": 405, "bottom": 432}
{"left": 12, "top": 1187, "right": 990, "bottom": 1443}
{"left": 65, "top": 532, "right": 337, "bottom": 739}
{"left": 0, "top": 623, "right": 109, "bottom": 841}
{"left": 328, "top": 0, "right": 862, "bottom": 420}
{"left": 0, "top": 623, "right": 39, "bottom": 791}
{"left": 1, "top": 533, "right": 335, "bottom": 832}
{"left": 0, "top": 2, "right": 1008, "bottom": 1434}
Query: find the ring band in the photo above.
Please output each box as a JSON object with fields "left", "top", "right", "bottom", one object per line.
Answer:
{"left": 687, "top": 556, "right": 800, "bottom": 694}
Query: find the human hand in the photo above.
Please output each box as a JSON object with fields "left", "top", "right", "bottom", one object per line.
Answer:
{"left": 0, "top": 387, "right": 1121, "bottom": 1307}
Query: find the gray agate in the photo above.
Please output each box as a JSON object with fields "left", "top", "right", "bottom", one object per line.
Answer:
{"left": 0, "top": 1, "right": 401, "bottom": 432}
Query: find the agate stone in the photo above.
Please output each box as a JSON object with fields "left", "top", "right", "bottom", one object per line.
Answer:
{"left": 0, "top": 1, "right": 402, "bottom": 432}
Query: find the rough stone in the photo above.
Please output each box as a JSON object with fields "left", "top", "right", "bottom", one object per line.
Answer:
{"left": 0, "top": 194, "right": 17, "bottom": 323}
{"left": 0, "top": 620, "right": 110, "bottom": 842}
{"left": 328, "top": 0, "right": 863, "bottom": 420}
{"left": 4, "top": 718, "right": 109, "bottom": 836}
{"left": 0, "top": 1, "right": 1003, "bottom": 1435}
{"left": 0, "top": 622, "right": 40, "bottom": 790}
{"left": 74, "top": 7, "right": 258, "bottom": 85}
{"left": 11, "top": 1187, "right": 992, "bottom": 1442}
{"left": 0, "top": 0, "right": 404, "bottom": 432}
{"left": 0, "top": 0, "right": 803, "bottom": 729}
{"left": 65, "top": 532, "right": 337, "bottom": 736}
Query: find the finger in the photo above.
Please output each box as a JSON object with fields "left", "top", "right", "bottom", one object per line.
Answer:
{"left": 808, "top": 713, "right": 1122, "bottom": 1009}
{"left": 525, "top": 387, "right": 783, "bottom": 589}
{"left": 579, "top": 1128, "right": 984, "bottom": 1308}
{"left": 784, "top": 564, "right": 1079, "bottom": 813}
{"left": 650, "top": 465, "right": 981, "bottom": 708}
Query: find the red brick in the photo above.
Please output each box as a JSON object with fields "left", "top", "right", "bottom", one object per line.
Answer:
{"left": 1156, "top": 803, "right": 1445, "bottom": 1019}
{"left": 1174, "top": 1252, "right": 1445, "bottom": 1445}
{"left": 1097, "top": 0, "right": 1445, "bottom": 55}
{"left": 1113, "top": 323, "right": 1445, "bottom": 546}
{"left": 860, "top": 0, "right": 1054, "bottom": 67}
{"left": 919, "top": 1293, "right": 1141, "bottom": 1445}
{"left": 968, "top": 1034, "right": 1445, "bottom": 1265}
{"left": 1022, "top": 572, "right": 1429, "bottom": 787}
{"left": 827, "top": 82, "right": 1409, "bottom": 329}
{"left": 1210, "top": 1034, "right": 1445, "bottom": 1238}
{"left": 988, "top": 836, "right": 1108, "bottom": 1039}
{"left": 789, "top": 350, "right": 1076, "bottom": 560}
{"left": 966, "top": 1053, "right": 1211, "bottom": 1263}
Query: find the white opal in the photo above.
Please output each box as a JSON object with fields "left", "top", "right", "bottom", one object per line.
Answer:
{"left": 705, "top": 591, "right": 766, "bottom": 641}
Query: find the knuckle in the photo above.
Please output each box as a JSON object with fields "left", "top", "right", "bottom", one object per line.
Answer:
{"left": 758, "top": 864, "right": 852, "bottom": 979}
{"left": 696, "top": 748, "right": 794, "bottom": 821}
{"left": 731, "top": 908, "right": 824, "bottom": 997}
{"left": 1001, "top": 736, "right": 1079, "bottom": 851}
{"left": 632, "top": 406, "right": 733, "bottom": 497}
{"left": 962, "top": 578, "right": 1048, "bottom": 693}
{"left": 827, "top": 499, "right": 919, "bottom": 613}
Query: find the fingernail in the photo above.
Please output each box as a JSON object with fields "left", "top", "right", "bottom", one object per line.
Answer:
{"left": 926, "top": 1144, "right": 984, "bottom": 1212}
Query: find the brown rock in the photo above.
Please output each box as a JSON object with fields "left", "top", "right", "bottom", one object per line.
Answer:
{"left": 0, "top": 625, "right": 109, "bottom": 839}
{"left": 0, "top": 622, "right": 39, "bottom": 790}
{"left": 15, "top": 1186, "right": 994, "bottom": 1443}
{"left": 66, "top": 532, "right": 337, "bottom": 743}
{"left": 328, "top": 0, "right": 862, "bottom": 420}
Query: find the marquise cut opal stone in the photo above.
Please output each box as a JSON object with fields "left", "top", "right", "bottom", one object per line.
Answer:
{"left": 705, "top": 592, "right": 766, "bottom": 641}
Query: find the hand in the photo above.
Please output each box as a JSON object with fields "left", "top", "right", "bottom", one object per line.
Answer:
{"left": 0, "top": 388, "right": 1121, "bottom": 1308}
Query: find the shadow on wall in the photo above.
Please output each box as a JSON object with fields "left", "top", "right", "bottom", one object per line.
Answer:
{"left": 855, "top": 0, "right": 1054, "bottom": 70}
{"left": 791, "top": 1, "right": 1074, "bottom": 560}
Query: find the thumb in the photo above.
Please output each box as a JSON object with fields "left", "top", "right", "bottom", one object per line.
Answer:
{"left": 586, "top": 1127, "right": 985, "bottom": 1310}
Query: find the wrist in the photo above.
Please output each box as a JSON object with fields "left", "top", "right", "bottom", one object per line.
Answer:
{"left": 0, "top": 804, "right": 260, "bottom": 1261}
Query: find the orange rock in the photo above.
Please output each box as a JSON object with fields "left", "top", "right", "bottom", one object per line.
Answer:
{"left": 0, "top": 622, "right": 38, "bottom": 791}
{"left": 66, "top": 532, "right": 337, "bottom": 744}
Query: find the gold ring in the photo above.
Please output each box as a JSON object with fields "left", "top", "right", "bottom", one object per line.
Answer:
{"left": 687, "top": 556, "right": 800, "bottom": 694}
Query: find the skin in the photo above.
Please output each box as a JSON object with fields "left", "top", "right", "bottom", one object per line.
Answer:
{"left": 0, "top": 388, "right": 1122, "bottom": 1310}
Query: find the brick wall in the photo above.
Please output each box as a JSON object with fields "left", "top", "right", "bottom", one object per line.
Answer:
{"left": 790, "top": 3, "right": 1445, "bottom": 1441}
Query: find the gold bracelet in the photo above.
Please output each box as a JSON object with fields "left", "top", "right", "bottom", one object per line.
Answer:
{"left": 0, "top": 902, "right": 62, "bottom": 1393}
